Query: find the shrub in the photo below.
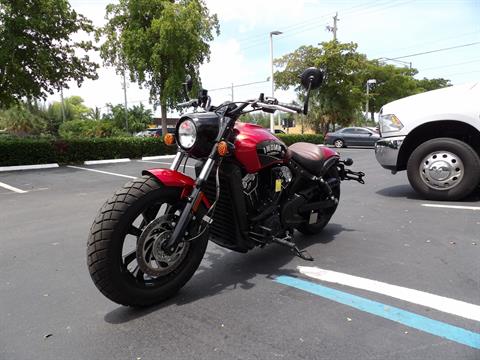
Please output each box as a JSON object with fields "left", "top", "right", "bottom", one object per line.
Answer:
{"left": 0, "top": 134, "right": 323, "bottom": 166}
{"left": 277, "top": 133, "right": 324, "bottom": 145}
{"left": 0, "top": 137, "right": 175, "bottom": 166}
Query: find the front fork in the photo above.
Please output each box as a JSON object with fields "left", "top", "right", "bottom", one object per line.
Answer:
{"left": 163, "top": 151, "right": 216, "bottom": 253}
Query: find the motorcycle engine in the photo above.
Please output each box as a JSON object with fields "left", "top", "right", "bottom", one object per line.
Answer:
{"left": 242, "top": 166, "right": 292, "bottom": 236}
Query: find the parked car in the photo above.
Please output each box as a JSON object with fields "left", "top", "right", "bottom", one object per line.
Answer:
{"left": 375, "top": 82, "right": 480, "bottom": 201}
{"left": 135, "top": 127, "right": 175, "bottom": 137}
{"left": 324, "top": 127, "right": 380, "bottom": 148}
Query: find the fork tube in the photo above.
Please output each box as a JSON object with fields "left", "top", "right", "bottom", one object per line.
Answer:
{"left": 170, "top": 151, "right": 186, "bottom": 171}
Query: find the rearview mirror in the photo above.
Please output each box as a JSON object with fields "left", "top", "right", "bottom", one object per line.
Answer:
{"left": 299, "top": 67, "right": 323, "bottom": 115}
{"left": 300, "top": 67, "right": 323, "bottom": 90}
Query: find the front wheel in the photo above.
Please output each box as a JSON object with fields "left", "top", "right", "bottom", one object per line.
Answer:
{"left": 407, "top": 138, "right": 480, "bottom": 201}
{"left": 87, "top": 176, "right": 208, "bottom": 307}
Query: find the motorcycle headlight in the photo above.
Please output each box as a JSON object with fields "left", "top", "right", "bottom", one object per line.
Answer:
{"left": 379, "top": 114, "right": 403, "bottom": 134}
{"left": 178, "top": 119, "right": 197, "bottom": 149}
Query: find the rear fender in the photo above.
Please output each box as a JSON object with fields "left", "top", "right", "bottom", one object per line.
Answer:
{"left": 142, "top": 169, "right": 211, "bottom": 208}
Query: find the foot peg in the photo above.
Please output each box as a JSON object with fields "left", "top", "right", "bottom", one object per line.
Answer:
{"left": 272, "top": 236, "right": 314, "bottom": 261}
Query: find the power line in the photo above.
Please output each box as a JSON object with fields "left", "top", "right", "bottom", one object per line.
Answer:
{"left": 239, "top": 0, "right": 400, "bottom": 51}
{"left": 419, "top": 58, "right": 480, "bottom": 71}
{"left": 388, "top": 42, "right": 480, "bottom": 60}
{"left": 208, "top": 79, "right": 270, "bottom": 92}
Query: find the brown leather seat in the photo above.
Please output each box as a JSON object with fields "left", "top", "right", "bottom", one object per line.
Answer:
{"left": 289, "top": 142, "right": 326, "bottom": 175}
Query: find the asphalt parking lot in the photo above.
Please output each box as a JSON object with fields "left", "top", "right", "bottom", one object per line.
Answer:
{"left": 1, "top": 148, "right": 479, "bottom": 360}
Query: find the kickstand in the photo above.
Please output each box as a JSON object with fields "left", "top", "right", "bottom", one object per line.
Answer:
{"left": 293, "top": 247, "right": 314, "bottom": 261}
{"left": 272, "top": 235, "right": 314, "bottom": 261}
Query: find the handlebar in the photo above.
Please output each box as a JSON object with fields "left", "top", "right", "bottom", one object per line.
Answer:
{"left": 179, "top": 94, "right": 303, "bottom": 116}
{"left": 177, "top": 99, "right": 198, "bottom": 108}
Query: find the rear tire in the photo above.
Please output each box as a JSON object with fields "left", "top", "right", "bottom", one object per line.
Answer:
{"left": 87, "top": 176, "right": 208, "bottom": 307}
{"left": 296, "top": 168, "right": 340, "bottom": 235}
{"left": 407, "top": 138, "right": 480, "bottom": 201}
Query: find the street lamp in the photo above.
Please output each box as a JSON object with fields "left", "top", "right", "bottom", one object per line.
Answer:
{"left": 365, "top": 79, "right": 376, "bottom": 121}
{"left": 270, "top": 30, "right": 282, "bottom": 133}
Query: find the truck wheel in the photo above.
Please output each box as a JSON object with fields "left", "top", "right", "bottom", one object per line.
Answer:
{"left": 407, "top": 138, "right": 480, "bottom": 201}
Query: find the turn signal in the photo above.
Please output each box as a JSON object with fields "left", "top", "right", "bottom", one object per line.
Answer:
{"left": 217, "top": 141, "right": 229, "bottom": 156}
{"left": 164, "top": 133, "right": 176, "bottom": 146}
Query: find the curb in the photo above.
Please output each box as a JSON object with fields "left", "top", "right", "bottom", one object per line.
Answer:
{"left": 141, "top": 155, "right": 176, "bottom": 161}
{"left": 84, "top": 158, "right": 131, "bottom": 165}
{"left": 0, "top": 163, "right": 59, "bottom": 172}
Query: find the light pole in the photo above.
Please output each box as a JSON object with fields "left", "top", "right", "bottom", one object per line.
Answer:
{"left": 270, "top": 30, "right": 282, "bottom": 133}
{"left": 365, "top": 79, "right": 376, "bottom": 121}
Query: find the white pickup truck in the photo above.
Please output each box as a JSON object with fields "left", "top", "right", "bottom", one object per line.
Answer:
{"left": 375, "top": 83, "right": 480, "bottom": 201}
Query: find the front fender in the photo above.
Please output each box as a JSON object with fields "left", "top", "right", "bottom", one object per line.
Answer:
{"left": 142, "top": 168, "right": 211, "bottom": 208}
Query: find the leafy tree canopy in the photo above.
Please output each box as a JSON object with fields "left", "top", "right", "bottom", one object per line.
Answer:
{"left": 102, "top": 103, "right": 153, "bottom": 133}
{"left": 0, "top": 0, "right": 99, "bottom": 107}
{"left": 275, "top": 41, "right": 367, "bottom": 133}
{"left": 99, "top": 0, "right": 219, "bottom": 133}
{"left": 275, "top": 41, "right": 450, "bottom": 133}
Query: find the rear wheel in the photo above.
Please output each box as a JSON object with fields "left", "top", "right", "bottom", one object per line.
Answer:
{"left": 407, "top": 138, "right": 480, "bottom": 201}
{"left": 296, "top": 168, "right": 340, "bottom": 235}
{"left": 87, "top": 176, "right": 208, "bottom": 307}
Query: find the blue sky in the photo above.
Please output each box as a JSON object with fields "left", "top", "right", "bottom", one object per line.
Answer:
{"left": 63, "top": 0, "right": 480, "bottom": 114}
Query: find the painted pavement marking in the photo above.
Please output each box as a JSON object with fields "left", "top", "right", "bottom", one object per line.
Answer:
{"left": 67, "top": 165, "right": 136, "bottom": 179}
{"left": 275, "top": 276, "right": 480, "bottom": 350}
{"left": 0, "top": 181, "right": 28, "bottom": 194}
{"left": 297, "top": 266, "right": 480, "bottom": 322}
{"left": 421, "top": 203, "right": 480, "bottom": 211}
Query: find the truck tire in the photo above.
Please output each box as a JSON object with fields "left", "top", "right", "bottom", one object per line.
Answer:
{"left": 407, "top": 138, "right": 480, "bottom": 201}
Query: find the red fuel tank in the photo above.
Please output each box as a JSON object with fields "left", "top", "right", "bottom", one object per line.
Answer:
{"left": 233, "top": 122, "right": 289, "bottom": 173}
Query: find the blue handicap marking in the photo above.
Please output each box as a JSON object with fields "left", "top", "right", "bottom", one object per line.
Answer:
{"left": 275, "top": 275, "right": 480, "bottom": 350}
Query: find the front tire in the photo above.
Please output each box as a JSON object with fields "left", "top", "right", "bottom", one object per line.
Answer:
{"left": 407, "top": 138, "right": 480, "bottom": 201}
{"left": 87, "top": 176, "right": 208, "bottom": 307}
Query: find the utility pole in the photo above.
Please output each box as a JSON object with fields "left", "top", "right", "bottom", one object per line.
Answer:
{"left": 60, "top": 87, "right": 66, "bottom": 122}
{"left": 231, "top": 83, "right": 234, "bottom": 101}
{"left": 122, "top": 71, "right": 128, "bottom": 132}
{"left": 269, "top": 30, "right": 282, "bottom": 133}
{"left": 326, "top": 12, "right": 339, "bottom": 41}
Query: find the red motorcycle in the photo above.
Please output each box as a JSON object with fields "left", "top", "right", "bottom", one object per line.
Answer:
{"left": 87, "top": 68, "right": 364, "bottom": 306}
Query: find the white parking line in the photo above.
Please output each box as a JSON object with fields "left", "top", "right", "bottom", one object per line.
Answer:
{"left": 298, "top": 266, "right": 480, "bottom": 322}
{"left": 141, "top": 155, "right": 176, "bottom": 161}
{"left": 67, "top": 165, "right": 136, "bottom": 179}
{"left": 0, "top": 181, "right": 28, "bottom": 193}
{"left": 84, "top": 158, "right": 130, "bottom": 165}
{"left": 137, "top": 160, "right": 195, "bottom": 169}
{"left": 421, "top": 204, "right": 480, "bottom": 211}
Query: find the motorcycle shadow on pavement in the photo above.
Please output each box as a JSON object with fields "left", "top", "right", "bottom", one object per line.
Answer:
{"left": 104, "top": 223, "right": 349, "bottom": 325}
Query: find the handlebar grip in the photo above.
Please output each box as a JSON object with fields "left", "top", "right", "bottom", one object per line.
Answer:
{"left": 178, "top": 99, "right": 198, "bottom": 108}
{"left": 278, "top": 102, "right": 303, "bottom": 113}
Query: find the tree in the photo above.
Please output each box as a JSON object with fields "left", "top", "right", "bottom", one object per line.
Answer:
{"left": 362, "top": 61, "right": 451, "bottom": 120}
{"left": 47, "top": 96, "right": 91, "bottom": 135}
{"left": 415, "top": 77, "right": 451, "bottom": 92}
{"left": 99, "top": 0, "right": 219, "bottom": 135}
{"left": 102, "top": 103, "right": 153, "bottom": 133}
{"left": 0, "top": 0, "right": 99, "bottom": 107}
{"left": 275, "top": 41, "right": 366, "bottom": 135}
{"left": 0, "top": 103, "right": 46, "bottom": 136}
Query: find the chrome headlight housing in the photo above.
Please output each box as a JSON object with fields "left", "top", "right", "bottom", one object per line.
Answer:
{"left": 379, "top": 114, "right": 404, "bottom": 134}
{"left": 177, "top": 119, "right": 197, "bottom": 149}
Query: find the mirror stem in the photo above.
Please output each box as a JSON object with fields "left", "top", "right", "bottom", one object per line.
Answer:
{"left": 303, "top": 81, "right": 312, "bottom": 115}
